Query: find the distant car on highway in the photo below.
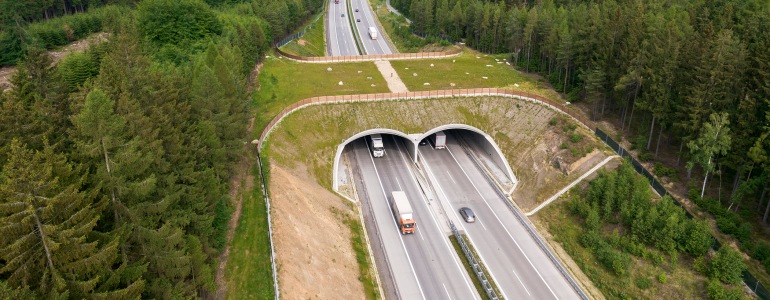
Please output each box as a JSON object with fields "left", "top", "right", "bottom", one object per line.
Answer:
{"left": 357, "top": 19, "right": 361, "bottom": 22}
{"left": 459, "top": 207, "right": 475, "bottom": 223}
{"left": 341, "top": 13, "right": 345, "bottom": 17}
{"left": 355, "top": 8, "right": 359, "bottom": 12}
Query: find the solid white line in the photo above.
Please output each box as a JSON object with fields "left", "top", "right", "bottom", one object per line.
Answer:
{"left": 445, "top": 144, "right": 559, "bottom": 300}
{"left": 527, "top": 155, "right": 619, "bottom": 216}
{"left": 512, "top": 268, "right": 532, "bottom": 296}
{"left": 395, "top": 177, "right": 402, "bottom": 191}
{"left": 393, "top": 139, "right": 479, "bottom": 300}
{"left": 365, "top": 140, "right": 426, "bottom": 300}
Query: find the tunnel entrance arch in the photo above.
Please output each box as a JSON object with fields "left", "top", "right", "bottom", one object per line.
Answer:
{"left": 332, "top": 128, "right": 415, "bottom": 191}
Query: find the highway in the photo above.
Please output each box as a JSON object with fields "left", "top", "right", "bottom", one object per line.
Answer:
{"left": 327, "top": 0, "right": 360, "bottom": 56}
{"left": 348, "top": 0, "right": 394, "bottom": 54}
{"left": 419, "top": 132, "right": 581, "bottom": 299}
{"left": 349, "top": 138, "right": 479, "bottom": 300}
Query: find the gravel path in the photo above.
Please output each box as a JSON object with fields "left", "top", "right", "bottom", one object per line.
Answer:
{"left": 374, "top": 60, "right": 409, "bottom": 93}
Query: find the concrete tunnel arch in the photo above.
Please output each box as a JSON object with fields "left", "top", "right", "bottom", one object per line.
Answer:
{"left": 332, "top": 124, "right": 518, "bottom": 195}
{"left": 332, "top": 128, "right": 414, "bottom": 191}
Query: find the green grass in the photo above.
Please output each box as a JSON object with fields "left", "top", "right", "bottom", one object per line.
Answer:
{"left": 225, "top": 161, "right": 274, "bottom": 300}
{"left": 389, "top": 50, "right": 563, "bottom": 100}
{"left": 449, "top": 235, "right": 500, "bottom": 300}
{"left": 538, "top": 199, "right": 708, "bottom": 299}
{"left": 279, "top": 11, "right": 327, "bottom": 57}
{"left": 254, "top": 56, "right": 390, "bottom": 131}
{"left": 344, "top": 209, "right": 380, "bottom": 299}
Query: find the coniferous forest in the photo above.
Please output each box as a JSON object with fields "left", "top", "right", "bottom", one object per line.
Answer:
{"left": 1, "top": 0, "right": 770, "bottom": 298}
{"left": 0, "top": 0, "right": 319, "bottom": 298}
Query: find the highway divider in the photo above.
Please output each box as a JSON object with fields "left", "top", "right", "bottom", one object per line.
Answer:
{"left": 449, "top": 221, "right": 500, "bottom": 300}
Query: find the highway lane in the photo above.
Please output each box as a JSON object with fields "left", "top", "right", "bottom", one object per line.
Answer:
{"left": 327, "top": 0, "right": 360, "bottom": 56}
{"left": 351, "top": 136, "right": 479, "bottom": 299}
{"left": 375, "top": 136, "right": 479, "bottom": 300}
{"left": 348, "top": 0, "right": 394, "bottom": 54}
{"left": 349, "top": 139, "right": 422, "bottom": 299}
{"left": 419, "top": 133, "right": 581, "bottom": 300}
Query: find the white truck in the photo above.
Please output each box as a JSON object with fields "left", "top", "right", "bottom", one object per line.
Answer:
{"left": 368, "top": 27, "right": 378, "bottom": 40}
{"left": 391, "top": 191, "right": 415, "bottom": 234}
{"left": 370, "top": 134, "right": 385, "bottom": 157}
{"left": 433, "top": 131, "right": 446, "bottom": 149}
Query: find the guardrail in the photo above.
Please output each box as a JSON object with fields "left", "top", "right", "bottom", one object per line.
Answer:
{"left": 449, "top": 221, "right": 499, "bottom": 300}
{"left": 458, "top": 135, "right": 589, "bottom": 299}
{"left": 275, "top": 46, "right": 462, "bottom": 63}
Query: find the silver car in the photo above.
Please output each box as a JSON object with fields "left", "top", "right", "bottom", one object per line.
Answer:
{"left": 459, "top": 207, "right": 475, "bottom": 223}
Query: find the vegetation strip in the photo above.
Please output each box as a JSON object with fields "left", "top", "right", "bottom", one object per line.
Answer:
{"left": 448, "top": 228, "right": 503, "bottom": 300}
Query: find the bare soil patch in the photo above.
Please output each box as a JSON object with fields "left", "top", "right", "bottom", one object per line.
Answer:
{"left": 269, "top": 164, "right": 364, "bottom": 299}
{"left": 297, "top": 39, "right": 307, "bottom": 46}
{"left": 0, "top": 32, "right": 110, "bottom": 92}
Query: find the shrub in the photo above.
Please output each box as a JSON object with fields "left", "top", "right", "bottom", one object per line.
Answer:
{"left": 549, "top": 118, "right": 558, "bottom": 126}
{"left": 560, "top": 142, "right": 568, "bottom": 149}
{"left": 635, "top": 277, "right": 652, "bottom": 289}
{"left": 569, "top": 133, "right": 583, "bottom": 143}
{"left": 734, "top": 223, "right": 751, "bottom": 244}
{"left": 706, "top": 279, "right": 745, "bottom": 300}
{"left": 716, "top": 216, "right": 738, "bottom": 236}
{"left": 658, "top": 273, "right": 667, "bottom": 284}
{"left": 562, "top": 124, "right": 577, "bottom": 132}
{"left": 710, "top": 247, "right": 746, "bottom": 284}
{"left": 654, "top": 162, "right": 678, "bottom": 179}
{"left": 638, "top": 152, "right": 654, "bottom": 161}
{"left": 752, "top": 242, "right": 770, "bottom": 262}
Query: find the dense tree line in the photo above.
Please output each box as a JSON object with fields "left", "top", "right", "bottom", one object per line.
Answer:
{"left": 0, "top": 0, "right": 319, "bottom": 298}
{"left": 570, "top": 162, "right": 746, "bottom": 298}
{"left": 396, "top": 0, "right": 770, "bottom": 237}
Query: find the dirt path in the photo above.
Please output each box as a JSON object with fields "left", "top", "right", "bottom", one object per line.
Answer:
{"left": 214, "top": 117, "right": 256, "bottom": 300}
{"left": 1, "top": 32, "right": 109, "bottom": 92}
{"left": 374, "top": 60, "right": 409, "bottom": 93}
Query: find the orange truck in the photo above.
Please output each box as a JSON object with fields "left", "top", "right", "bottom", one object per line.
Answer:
{"left": 391, "top": 191, "right": 416, "bottom": 234}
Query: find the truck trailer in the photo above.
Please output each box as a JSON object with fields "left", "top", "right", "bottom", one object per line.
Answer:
{"left": 391, "top": 191, "right": 415, "bottom": 234}
{"left": 368, "top": 27, "right": 378, "bottom": 40}
{"left": 370, "top": 134, "right": 385, "bottom": 157}
{"left": 433, "top": 131, "right": 446, "bottom": 149}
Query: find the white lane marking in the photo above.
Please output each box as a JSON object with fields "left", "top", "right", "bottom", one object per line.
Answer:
{"left": 476, "top": 217, "right": 488, "bottom": 231}
{"left": 445, "top": 144, "right": 559, "bottom": 300}
{"left": 360, "top": 0, "right": 387, "bottom": 53}
{"left": 417, "top": 226, "right": 425, "bottom": 241}
{"left": 447, "top": 170, "right": 457, "bottom": 184}
{"left": 443, "top": 283, "right": 453, "bottom": 300}
{"left": 395, "top": 177, "right": 402, "bottom": 191}
{"left": 512, "top": 268, "right": 532, "bottom": 296}
{"left": 419, "top": 148, "right": 502, "bottom": 300}
{"left": 365, "top": 140, "right": 427, "bottom": 300}
{"left": 393, "top": 139, "right": 479, "bottom": 300}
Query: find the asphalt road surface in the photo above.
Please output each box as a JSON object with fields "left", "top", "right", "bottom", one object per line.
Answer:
{"left": 327, "top": 0, "right": 360, "bottom": 56}
{"left": 349, "top": 138, "right": 479, "bottom": 300}
{"left": 348, "top": 0, "right": 394, "bottom": 54}
{"left": 419, "top": 133, "right": 581, "bottom": 299}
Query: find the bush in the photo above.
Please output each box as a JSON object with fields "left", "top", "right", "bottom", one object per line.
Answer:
{"left": 654, "top": 162, "right": 678, "bottom": 179}
{"left": 706, "top": 279, "right": 745, "bottom": 300}
{"left": 635, "top": 276, "right": 652, "bottom": 289}
{"left": 638, "top": 152, "right": 654, "bottom": 161}
{"left": 658, "top": 273, "right": 667, "bottom": 284}
{"left": 549, "top": 118, "right": 558, "bottom": 126}
{"left": 752, "top": 242, "right": 770, "bottom": 262}
{"left": 710, "top": 247, "right": 746, "bottom": 284}
{"left": 560, "top": 142, "right": 568, "bottom": 149}
{"left": 569, "top": 133, "right": 583, "bottom": 143}
{"left": 716, "top": 216, "right": 738, "bottom": 236}
{"left": 734, "top": 223, "right": 752, "bottom": 244}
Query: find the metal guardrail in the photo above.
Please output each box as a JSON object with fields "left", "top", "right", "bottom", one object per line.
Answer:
{"left": 449, "top": 221, "right": 499, "bottom": 300}
{"left": 457, "top": 136, "right": 590, "bottom": 300}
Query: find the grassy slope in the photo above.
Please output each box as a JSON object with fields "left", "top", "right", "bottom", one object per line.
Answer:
{"left": 225, "top": 162, "right": 274, "bottom": 299}
{"left": 389, "top": 50, "right": 564, "bottom": 101}
{"left": 537, "top": 199, "right": 707, "bottom": 299}
{"left": 279, "top": 11, "right": 327, "bottom": 57}
{"left": 254, "top": 56, "right": 389, "bottom": 131}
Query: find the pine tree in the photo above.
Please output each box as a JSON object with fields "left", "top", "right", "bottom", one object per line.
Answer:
{"left": 0, "top": 139, "right": 140, "bottom": 298}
